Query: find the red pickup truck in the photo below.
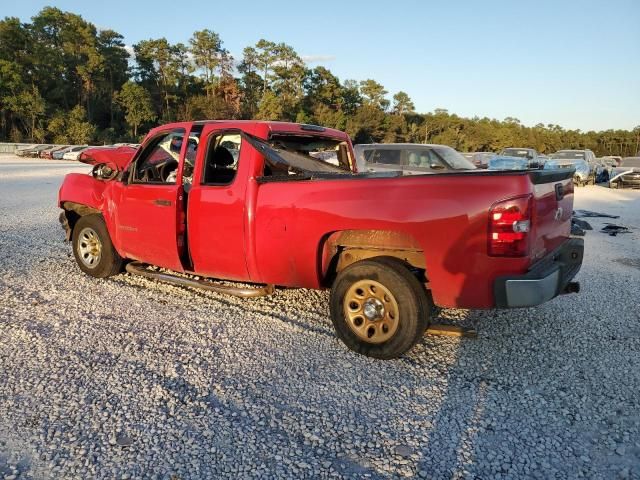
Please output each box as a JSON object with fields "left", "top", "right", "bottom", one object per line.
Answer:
{"left": 58, "top": 120, "right": 583, "bottom": 359}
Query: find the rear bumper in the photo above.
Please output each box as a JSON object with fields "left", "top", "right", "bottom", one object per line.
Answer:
{"left": 494, "top": 238, "right": 584, "bottom": 308}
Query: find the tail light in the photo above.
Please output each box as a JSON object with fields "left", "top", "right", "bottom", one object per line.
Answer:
{"left": 488, "top": 194, "right": 532, "bottom": 257}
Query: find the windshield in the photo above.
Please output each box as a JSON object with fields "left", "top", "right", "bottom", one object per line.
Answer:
{"left": 432, "top": 146, "right": 476, "bottom": 169}
{"left": 501, "top": 148, "right": 532, "bottom": 158}
{"left": 489, "top": 156, "right": 529, "bottom": 170}
{"left": 363, "top": 146, "right": 474, "bottom": 171}
{"left": 621, "top": 157, "right": 640, "bottom": 168}
{"left": 551, "top": 151, "right": 585, "bottom": 160}
{"left": 243, "top": 133, "right": 350, "bottom": 176}
{"left": 545, "top": 159, "right": 587, "bottom": 171}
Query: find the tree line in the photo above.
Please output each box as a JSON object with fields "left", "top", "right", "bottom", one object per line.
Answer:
{"left": 1, "top": 7, "right": 638, "bottom": 156}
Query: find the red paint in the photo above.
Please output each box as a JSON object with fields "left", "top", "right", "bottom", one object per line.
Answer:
{"left": 58, "top": 121, "right": 574, "bottom": 309}
{"left": 79, "top": 145, "right": 137, "bottom": 169}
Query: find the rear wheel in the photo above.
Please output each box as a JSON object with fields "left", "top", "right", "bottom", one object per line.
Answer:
{"left": 72, "top": 214, "right": 123, "bottom": 278}
{"left": 330, "top": 257, "right": 430, "bottom": 359}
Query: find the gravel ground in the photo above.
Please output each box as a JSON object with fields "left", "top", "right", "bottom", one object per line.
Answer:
{"left": 1, "top": 156, "right": 639, "bottom": 479}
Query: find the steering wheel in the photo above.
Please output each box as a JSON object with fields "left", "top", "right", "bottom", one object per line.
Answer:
{"left": 158, "top": 159, "right": 178, "bottom": 181}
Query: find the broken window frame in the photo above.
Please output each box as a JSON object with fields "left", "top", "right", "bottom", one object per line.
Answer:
{"left": 241, "top": 132, "right": 352, "bottom": 181}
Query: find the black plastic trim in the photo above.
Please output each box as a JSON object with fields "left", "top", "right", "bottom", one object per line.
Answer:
{"left": 494, "top": 238, "right": 584, "bottom": 308}
{"left": 528, "top": 169, "right": 575, "bottom": 184}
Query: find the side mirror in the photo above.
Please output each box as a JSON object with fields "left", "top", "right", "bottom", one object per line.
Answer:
{"left": 430, "top": 163, "right": 446, "bottom": 170}
{"left": 93, "top": 161, "right": 120, "bottom": 181}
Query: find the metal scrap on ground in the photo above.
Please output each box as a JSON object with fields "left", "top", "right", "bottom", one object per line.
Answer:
{"left": 601, "top": 224, "right": 631, "bottom": 236}
{"left": 573, "top": 209, "right": 620, "bottom": 219}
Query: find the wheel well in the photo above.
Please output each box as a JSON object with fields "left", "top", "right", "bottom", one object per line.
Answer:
{"left": 319, "top": 230, "right": 427, "bottom": 287}
{"left": 60, "top": 202, "right": 101, "bottom": 240}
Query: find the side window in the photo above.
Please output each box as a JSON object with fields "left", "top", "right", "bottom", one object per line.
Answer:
{"left": 369, "top": 149, "right": 402, "bottom": 165}
{"left": 202, "top": 132, "right": 242, "bottom": 185}
{"left": 406, "top": 149, "right": 445, "bottom": 170}
{"left": 133, "top": 129, "right": 185, "bottom": 184}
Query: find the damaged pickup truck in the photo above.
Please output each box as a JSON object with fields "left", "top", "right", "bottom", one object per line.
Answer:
{"left": 58, "top": 121, "right": 583, "bottom": 359}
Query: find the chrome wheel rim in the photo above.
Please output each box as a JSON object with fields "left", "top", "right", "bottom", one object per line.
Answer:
{"left": 344, "top": 279, "right": 399, "bottom": 344}
{"left": 77, "top": 227, "right": 102, "bottom": 268}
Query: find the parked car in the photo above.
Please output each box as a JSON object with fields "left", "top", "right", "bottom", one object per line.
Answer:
{"left": 17, "top": 145, "right": 50, "bottom": 157}
{"left": 63, "top": 147, "right": 90, "bottom": 161}
{"left": 499, "top": 148, "right": 545, "bottom": 167}
{"left": 354, "top": 143, "right": 476, "bottom": 174}
{"left": 550, "top": 149, "right": 603, "bottom": 180}
{"left": 609, "top": 157, "right": 640, "bottom": 189}
{"left": 602, "top": 155, "right": 622, "bottom": 166}
{"left": 53, "top": 145, "right": 87, "bottom": 160}
{"left": 15, "top": 145, "right": 40, "bottom": 157}
{"left": 36, "top": 145, "right": 58, "bottom": 158}
{"left": 40, "top": 145, "right": 69, "bottom": 159}
{"left": 600, "top": 157, "right": 617, "bottom": 171}
{"left": 462, "top": 152, "right": 495, "bottom": 169}
{"left": 58, "top": 120, "right": 583, "bottom": 359}
{"left": 595, "top": 157, "right": 617, "bottom": 181}
{"left": 488, "top": 155, "right": 541, "bottom": 170}
{"left": 544, "top": 158, "right": 593, "bottom": 186}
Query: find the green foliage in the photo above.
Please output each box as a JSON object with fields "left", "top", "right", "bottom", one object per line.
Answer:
{"left": 392, "top": 91, "right": 414, "bottom": 115}
{"left": 47, "top": 106, "right": 95, "bottom": 144}
{"left": 256, "top": 91, "right": 283, "bottom": 121}
{"left": 359, "top": 79, "right": 389, "bottom": 111}
{"left": 115, "top": 81, "right": 156, "bottom": 137}
{"left": 0, "top": 6, "right": 637, "bottom": 155}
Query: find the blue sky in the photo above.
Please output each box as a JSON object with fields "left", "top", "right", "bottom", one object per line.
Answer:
{"left": 4, "top": 0, "right": 639, "bottom": 131}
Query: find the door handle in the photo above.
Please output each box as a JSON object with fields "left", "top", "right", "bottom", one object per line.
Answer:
{"left": 153, "top": 199, "right": 173, "bottom": 206}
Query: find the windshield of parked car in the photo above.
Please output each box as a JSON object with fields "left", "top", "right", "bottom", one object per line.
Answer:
{"left": 364, "top": 145, "right": 474, "bottom": 171}
{"left": 243, "top": 133, "right": 351, "bottom": 176}
{"left": 545, "top": 159, "right": 588, "bottom": 172}
{"left": 489, "top": 156, "right": 530, "bottom": 170}
{"left": 621, "top": 157, "right": 640, "bottom": 168}
{"left": 501, "top": 148, "right": 532, "bottom": 158}
{"left": 551, "top": 151, "right": 585, "bottom": 160}
{"left": 432, "top": 146, "right": 476, "bottom": 169}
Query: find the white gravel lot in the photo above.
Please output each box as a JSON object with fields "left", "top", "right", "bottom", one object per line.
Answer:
{"left": 1, "top": 155, "right": 639, "bottom": 479}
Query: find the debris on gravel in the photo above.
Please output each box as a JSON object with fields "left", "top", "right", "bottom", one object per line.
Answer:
{"left": 1, "top": 157, "right": 639, "bottom": 479}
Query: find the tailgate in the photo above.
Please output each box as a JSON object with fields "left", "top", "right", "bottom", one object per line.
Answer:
{"left": 529, "top": 170, "right": 574, "bottom": 262}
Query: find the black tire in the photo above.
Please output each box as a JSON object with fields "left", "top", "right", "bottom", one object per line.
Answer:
{"left": 72, "top": 214, "right": 123, "bottom": 278}
{"left": 330, "top": 256, "right": 431, "bottom": 359}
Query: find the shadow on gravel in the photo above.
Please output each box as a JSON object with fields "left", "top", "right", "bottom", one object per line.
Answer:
{"left": 111, "top": 275, "right": 337, "bottom": 340}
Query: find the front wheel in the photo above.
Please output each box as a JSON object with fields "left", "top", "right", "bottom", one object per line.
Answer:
{"left": 72, "top": 214, "right": 123, "bottom": 278}
{"left": 330, "top": 257, "right": 430, "bottom": 359}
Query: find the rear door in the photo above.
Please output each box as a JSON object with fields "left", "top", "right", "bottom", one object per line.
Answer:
{"left": 113, "top": 127, "right": 187, "bottom": 271}
{"left": 186, "top": 126, "right": 251, "bottom": 281}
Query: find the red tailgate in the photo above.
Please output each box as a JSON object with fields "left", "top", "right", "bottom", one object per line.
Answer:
{"left": 530, "top": 173, "right": 574, "bottom": 263}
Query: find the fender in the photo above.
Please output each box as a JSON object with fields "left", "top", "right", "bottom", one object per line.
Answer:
{"left": 58, "top": 172, "right": 108, "bottom": 211}
{"left": 58, "top": 173, "right": 110, "bottom": 241}
{"left": 319, "top": 230, "right": 426, "bottom": 286}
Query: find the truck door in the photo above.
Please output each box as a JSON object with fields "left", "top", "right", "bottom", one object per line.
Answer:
{"left": 113, "top": 127, "right": 188, "bottom": 272}
{"left": 187, "top": 127, "right": 250, "bottom": 282}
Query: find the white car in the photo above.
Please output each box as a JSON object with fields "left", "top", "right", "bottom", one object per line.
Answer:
{"left": 62, "top": 147, "right": 89, "bottom": 161}
{"left": 353, "top": 143, "right": 476, "bottom": 174}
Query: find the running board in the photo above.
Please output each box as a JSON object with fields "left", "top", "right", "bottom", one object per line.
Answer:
{"left": 125, "top": 261, "right": 275, "bottom": 298}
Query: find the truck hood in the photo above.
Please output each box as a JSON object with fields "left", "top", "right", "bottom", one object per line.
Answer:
{"left": 78, "top": 145, "right": 138, "bottom": 169}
